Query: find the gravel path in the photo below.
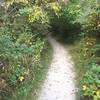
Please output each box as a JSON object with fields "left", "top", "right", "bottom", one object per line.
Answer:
{"left": 38, "top": 36, "right": 76, "bottom": 100}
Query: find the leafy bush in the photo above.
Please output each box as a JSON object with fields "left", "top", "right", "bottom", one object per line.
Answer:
{"left": 50, "top": 1, "right": 82, "bottom": 42}
{"left": 80, "top": 1, "right": 100, "bottom": 36}
{"left": 1, "top": 0, "right": 62, "bottom": 99}
{"left": 70, "top": 36, "right": 100, "bottom": 100}
{"left": 0, "top": 0, "right": 48, "bottom": 100}
{"left": 0, "top": 0, "right": 100, "bottom": 100}
{"left": 0, "top": 32, "right": 45, "bottom": 99}
{"left": 59, "top": 0, "right": 100, "bottom": 99}
{"left": 80, "top": 63, "right": 100, "bottom": 100}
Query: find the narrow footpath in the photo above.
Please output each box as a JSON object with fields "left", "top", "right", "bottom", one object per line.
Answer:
{"left": 38, "top": 36, "right": 76, "bottom": 100}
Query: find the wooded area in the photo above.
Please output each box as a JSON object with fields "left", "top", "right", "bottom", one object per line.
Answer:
{"left": 0, "top": 0, "right": 100, "bottom": 100}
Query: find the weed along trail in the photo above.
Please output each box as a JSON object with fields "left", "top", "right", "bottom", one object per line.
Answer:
{"left": 38, "top": 36, "right": 76, "bottom": 100}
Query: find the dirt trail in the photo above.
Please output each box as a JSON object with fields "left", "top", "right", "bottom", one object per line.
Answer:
{"left": 38, "top": 36, "right": 76, "bottom": 100}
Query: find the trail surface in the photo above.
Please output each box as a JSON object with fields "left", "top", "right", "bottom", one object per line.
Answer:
{"left": 38, "top": 36, "right": 76, "bottom": 100}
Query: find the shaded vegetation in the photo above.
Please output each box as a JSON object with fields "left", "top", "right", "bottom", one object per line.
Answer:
{"left": 0, "top": 0, "right": 55, "bottom": 100}
{"left": 51, "top": 0, "right": 100, "bottom": 100}
{"left": 0, "top": 0, "right": 100, "bottom": 100}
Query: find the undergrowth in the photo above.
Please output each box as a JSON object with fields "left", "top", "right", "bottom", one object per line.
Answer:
{"left": 51, "top": 0, "right": 100, "bottom": 100}
{"left": 9, "top": 43, "right": 53, "bottom": 100}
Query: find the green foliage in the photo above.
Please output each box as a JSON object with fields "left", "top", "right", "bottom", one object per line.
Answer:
{"left": 59, "top": 0, "right": 100, "bottom": 99}
{"left": 51, "top": 0, "right": 100, "bottom": 38}
{"left": 80, "top": 63, "right": 100, "bottom": 100}
{"left": 77, "top": 0, "right": 100, "bottom": 37}
{"left": 0, "top": 0, "right": 49, "bottom": 100}
{"left": 0, "top": 0, "right": 100, "bottom": 100}
{"left": 71, "top": 35, "right": 100, "bottom": 99}
{"left": 1, "top": 0, "right": 62, "bottom": 100}
{"left": 0, "top": 30, "right": 45, "bottom": 100}
{"left": 50, "top": 1, "right": 82, "bottom": 39}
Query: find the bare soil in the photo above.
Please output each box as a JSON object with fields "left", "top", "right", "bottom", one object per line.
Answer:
{"left": 38, "top": 36, "right": 76, "bottom": 100}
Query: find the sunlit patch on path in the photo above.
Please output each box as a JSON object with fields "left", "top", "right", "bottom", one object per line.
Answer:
{"left": 38, "top": 36, "right": 76, "bottom": 100}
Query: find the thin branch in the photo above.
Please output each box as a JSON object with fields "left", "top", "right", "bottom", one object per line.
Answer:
{"left": 0, "top": 5, "right": 19, "bottom": 19}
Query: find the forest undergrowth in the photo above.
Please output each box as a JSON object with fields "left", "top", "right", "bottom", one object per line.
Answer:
{"left": 0, "top": 0, "right": 100, "bottom": 100}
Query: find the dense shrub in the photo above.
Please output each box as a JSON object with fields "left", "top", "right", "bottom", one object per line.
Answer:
{"left": 0, "top": 0, "right": 100, "bottom": 100}
{"left": 50, "top": 2, "right": 81, "bottom": 38}
{"left": 0, "top": 1, "right": 47, "bottom": 100}
{"left": 0, "top": 27, "right": 45, "bottom": 100}
{"left": 72, "top": 36, "right": 100, "bottom": 99}
{"left": 50, "top": 0, "right": 100, "bottom": 99}
{"left": 0, "top": 0, "right": 63, "bottom": 99}
{"left": 80, "top": 63, "right": 100, "bottom": 100}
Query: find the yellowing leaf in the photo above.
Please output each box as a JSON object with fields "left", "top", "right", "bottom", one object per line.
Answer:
{"left": 18, "top": 76, "right": 24, "bottom": 82}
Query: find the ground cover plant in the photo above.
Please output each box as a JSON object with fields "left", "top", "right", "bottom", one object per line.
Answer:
{"left": 0, "top": 0, "right": 100, "bottom": 100}
{"left": 53, "top": 0, "right": 100, "bottom": 100}
{"left": 0, "top": 0, "right": 55, "bottom": 99}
